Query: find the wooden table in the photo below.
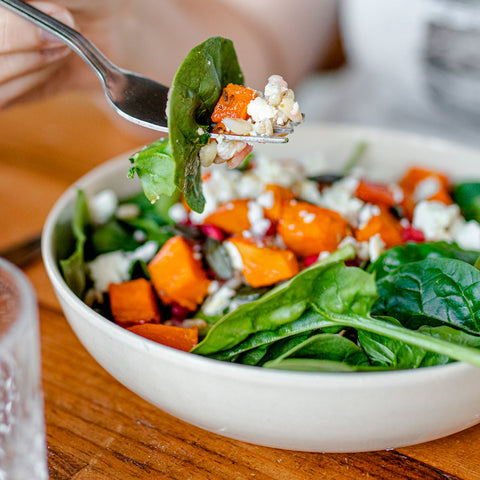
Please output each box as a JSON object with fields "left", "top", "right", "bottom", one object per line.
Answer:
{"left": 1, "top": 92, "right": 480, "bottom": 480}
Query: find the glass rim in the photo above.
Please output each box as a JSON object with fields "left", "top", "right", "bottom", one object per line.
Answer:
{"left": 0, "top": 257, "right": 38, "bottom": 347}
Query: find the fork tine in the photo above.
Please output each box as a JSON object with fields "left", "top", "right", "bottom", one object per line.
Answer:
{"left": 211, "top": 133, "right": 289, "bottom": 144}
{"left": 210, "top": 122, "right": 297, "bottom": 144}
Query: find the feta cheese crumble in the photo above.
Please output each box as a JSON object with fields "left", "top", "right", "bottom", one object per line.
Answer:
{"left": 85, "top": 241, "right": 158, "bottom": 304}
{"left": 89, "top": 189, "right": 118, "bottom": 225}
{"left": 199, "top": 75, "right": 303, "bottom": 168}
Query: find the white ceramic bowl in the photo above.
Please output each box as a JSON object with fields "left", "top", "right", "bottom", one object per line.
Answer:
{"left": 42, "top": 124, "right": 480, "bottom": 452}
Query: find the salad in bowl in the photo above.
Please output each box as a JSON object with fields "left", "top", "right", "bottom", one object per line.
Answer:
{"left": 42, "top": 36, "right": 480, "bottom": 452}
{"left": 60, "top": 143, "right": 480, "bottom": 371}
{"left": 43, "top": 123, "right": 480, "bottom": 451}
{"left": 58, "top": 36, "right": 480, "bottom": 372}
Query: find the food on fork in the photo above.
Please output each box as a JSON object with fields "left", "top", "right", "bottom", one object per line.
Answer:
{"left": 200, "top": 75, "right": 303, "bottom": 169}
{"left": 128, "top": 37, "right": 303, "bottom": 214}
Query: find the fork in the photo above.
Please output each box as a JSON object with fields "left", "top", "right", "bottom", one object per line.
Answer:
{"left": 0, "top": 0, "right": 292, "bottom": 143}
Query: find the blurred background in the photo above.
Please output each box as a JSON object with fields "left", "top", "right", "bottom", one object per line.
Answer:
{"left": 298, "top": 0, "right": 480, "bottom": 148}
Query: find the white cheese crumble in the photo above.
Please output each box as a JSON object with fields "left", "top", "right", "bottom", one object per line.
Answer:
{"left": 202, "top": 284, "right": 237, "bottom": 316}
{"left": 339, "top": 235, "right": 385, "bottom": 262}
{"left": 116, "top": 203, "right": 140, "bottom": 220}
{"left": 254, "top": 154, "right": 305, "bottom": 187}
{"left": 412, "top": 201, "right": 461, "bottom": 241}
{"left": 318, "top": 251, "right": 330, "bottom": 261}
{"left": 357, "top": 204, "right": 381, "bottom": 230}
{"left": 247, "top": 200, "right": 271, "bottom": 236}
{"left": 450, "top": 219, "right": 480, "bottom": 250}
{"left": 201, "top": 275, "right": 243, "bottom": 316}
{"left": 247, "top": 97, "right": 277, "bottom": 123}
{"left": 236, "top": 172, "right": 265, "bottom": 199}
{"left": 264, "top": 74, "right": 288, "bottom": 105}
{"left": 319, "top": 176, "right": 364, "bottom": 226}
{"left": 168, "top": 203, "right": 188, "bottom": 224}
{"left": 85, "top": 241, "right": 158, "bottom": 303}
{"left": 257, "top": 190, "right": 275, "bottom": 210}
{"left": 414, "top": 177, "right": 442, "bottom": 203}
{"left": 89, "top": 189, "right": 118, "bottom": 225}
{"left": 296, "top": 180, "right": 323, "bottom": 205}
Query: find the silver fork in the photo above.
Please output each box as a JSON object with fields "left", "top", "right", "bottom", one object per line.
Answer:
{"left": 0, "top": 0, "right": 291, "bottom": 143}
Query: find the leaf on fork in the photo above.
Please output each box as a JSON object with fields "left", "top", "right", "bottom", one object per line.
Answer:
{"left": 167, "top": 36, "right": 244, "bottom": 213}
{"left": 128, "top": 36, "right": 244, "bottom": 213}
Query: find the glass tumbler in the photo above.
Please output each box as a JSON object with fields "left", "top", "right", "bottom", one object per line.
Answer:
{"left": 0, "top": 258, "right": 48, "bottom": 480}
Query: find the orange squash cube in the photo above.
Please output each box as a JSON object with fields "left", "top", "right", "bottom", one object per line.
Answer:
{"left": 228, "top": 236, "right": 299, "bottom": 287}
{"left": 148, "top": 236, "right": 210, "bottom": 311}
{"left": 108, "top": 278, "right": 161, "bottom": 327}
{"left": 203, "top": 199, "right": 251, "bottom": 235}
{"left": 277, "top": 201, "right": 350, "bottom": 257}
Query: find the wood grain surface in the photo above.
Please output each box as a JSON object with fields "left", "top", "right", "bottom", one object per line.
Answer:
{"left": 1, "top": 92, "right": 479, "bottom": 480}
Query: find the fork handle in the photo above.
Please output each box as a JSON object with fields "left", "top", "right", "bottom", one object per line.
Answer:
{"left": 0, "top": 0, "right": 117, "bottom": 81}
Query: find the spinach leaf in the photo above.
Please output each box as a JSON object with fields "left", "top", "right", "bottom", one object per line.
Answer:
{"left": 128, "top": 138, "right": 177, "bottom": 203}
{"left": 310, "top": 305, "right": 480, "bottom": 368}
{"left": 264, "top": 359, "right": 384, "bottom": 372}
{"left": 418, "top": 325, "right": 480, "bottom": 366}
{"left": 192, "top": 245, "right": 356, "bottom": 356}
{"left": 373, "top": 257, "right": 480, "bottom": 334}
{"left": 167, "top": 36, "right": 244, "bottom": 212}
{"left": 253, "top": 333, "right": 311, "bottom": 365}
{"left": 123, "top": 217, "right": 174, "bottom": 246}
{"left": 368, "top": 241, "right": 480, "bottom": 280}
{"left": 453, "top": 182, "right": 480, "bottom": 222}
{"left": 121, "top": 190, "right": 179, "bottom": 225}
{"left": 59, "top": 190, "right": 91, "bottom": 297}
{"left": 357, "top": 316, "right": 426, "bottom": 369}
{"left": 310, "top": 262, "right": 378, "bottom": 316}
{"left": 303, "top": 262, "right": 480, "bottom": 368}
{"left": 359, "top": 318, "right": 480, "bottom": 369}
{"left": 91, "top": 220, "right": 139, "bottom": 254}
{"left": 237, "top": 344, "right": 270, "bottom": 366}
{"left": 262, "top": 333, "right": 370, "bottom": 369}
{"left": 211, "top": 309, "right": 334, "bottom": 361}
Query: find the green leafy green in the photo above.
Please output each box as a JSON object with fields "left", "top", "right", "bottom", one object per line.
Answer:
{"left": 262, "top": 333, "right": 370, "bottom": 369}
{"left": 355, "top": 316, "right": 480, "bottom": 369}
{"left": 368, "top": 241, "right": 480, "bottom": 280}
{"left": 453, "top": 182, "right": 480, "bottom": 222}
{"left": 373, "top": 257, "right": 480, "bottom": 334}
{"left": 128, "top": 139, "right": 177, "bottom": 203}
{"left": 123, "top": 217, "right": 174, "bottom": 246}
{"left": 211, "top": 309, "right": 334, "bottom": 362}
{"left": 91, "top": 220, "right": 139, "bottom": 254}
{"left": 59, "top": 190, "right": 91, "bottom": 297}
{"left": 128, "top": 37, "right": 244, "bottom": 213}
{"left": 122, "top": 190, "right": 179, "bottom": 225}
{"left": 264, "top": 359, "right": 384, "bottom": 372}
{"left": 167, "top": 36, "right": 244, "bottom": 212}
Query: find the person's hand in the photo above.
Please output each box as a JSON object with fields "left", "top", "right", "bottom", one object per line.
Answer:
{"left": 0, "top": 1, "right": 123, "bottom": 108}
{"left": 0, "top": 2, "right": 76, "bottom": 108}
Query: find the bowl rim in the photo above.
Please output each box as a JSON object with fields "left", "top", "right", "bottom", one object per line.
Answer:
{"left": 41, "top": 122, "right": 480, "bottom": 387}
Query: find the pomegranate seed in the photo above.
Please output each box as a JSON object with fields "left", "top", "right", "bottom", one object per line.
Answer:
{"left": 201, "top": 224, "right": 225, "bottom": 242}
{"left": 303, "top": 254, "right": 319, "bottom": 267}
{"left": 401, "top": 226, "right": 425, "bottom": 242}
{"left": 264, "top": 222, "right": 276, "bottom": 237}
{"left": 171, "top": 303, "right": 190, "bottom": 319}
